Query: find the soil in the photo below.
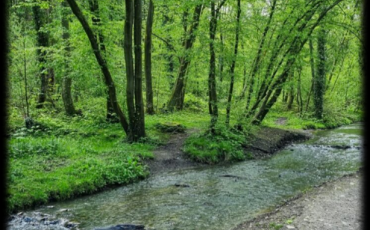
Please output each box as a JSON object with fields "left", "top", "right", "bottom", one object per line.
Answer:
{"left": 144, "top": 129, "right": 202, "bottom": 175}
{"left": 232, "top": 172, "right": 363, "bottom": 230}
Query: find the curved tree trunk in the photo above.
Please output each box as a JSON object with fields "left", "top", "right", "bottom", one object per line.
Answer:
{"left": 66, "top": 0, "right": 129, "bottom": 134}
{"left": 88, "top": 0, "right": 118, "bottom": 123}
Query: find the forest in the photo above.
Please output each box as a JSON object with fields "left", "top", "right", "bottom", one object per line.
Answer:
{"left": 6, "top": 0, "right": 362, "bottom": 220}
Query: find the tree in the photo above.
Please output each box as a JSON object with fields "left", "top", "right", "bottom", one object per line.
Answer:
{"left": 225, "top": 0, "right": 241, "bottom": 126}
{"left": 88, "top": 0, "right": 118, "bottom": 122}
{"left": 245, "top": 0, "right": 344, "bottom": 124}
{"left": 313, "top": 26, "right": 326, "bottom": 119}
{"left": 66, "top": 0, "right": 130, "bottom": 134}
{"left": 61, "top": 0, "right": 78, "bottom": 116}
{"left": 32, "top": 1, "right": 49, "bottom": 108}
{"left": 208, "top": 0, "right": 227, "bottom": 132}
{"left": 124, "top": 0, "right": 146, "bottom": 141}
{"left": 167, "top": 3, "right": 203, "bottom": 111}
{"left": 145, "top": 0, "right": 155, "bottom": 115}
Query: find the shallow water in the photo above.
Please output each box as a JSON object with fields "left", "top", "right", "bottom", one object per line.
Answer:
{"left": 16, "top": 123, "right": 363, "bottom": 230}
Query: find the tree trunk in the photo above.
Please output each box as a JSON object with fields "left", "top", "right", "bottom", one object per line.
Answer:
{"left": 66, "top": 0, "right": 129, "bottom": 134}
{"left": 124, "top": 0, "right": 146, "bottom": 141}
{"left": 61, "top": 0, "right": 77, "bottom": 116}
{"left": 133, "top": 0, "right": 146, "bottom": 140}
{"left": 313, "top": 27, "right": 326, "bottom": 119}
{"left": 32, "top": 2, "right": 49, "bottom": 109}
{"left": 305, "top": 38, "right": 315, "bottom": 112}
{"left": 167, "top": 4, "right": 203, "bottom": 111}
{"left": 208, "top": 0, "right": 226, "bottom": 132}
{"left": 225, "top": 0, "right": 241, "bottom": 126}
{"left": 145, "top": 0, "right": 155, "bottom": 115}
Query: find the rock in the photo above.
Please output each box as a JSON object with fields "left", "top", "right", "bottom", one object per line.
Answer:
{"left": 45, "top": 220, "right": 60, "bottom": 225}
{"left": 95, "top": 224, "right": 145, "bottom": 230}
{"left": 23, "top": 217, "right": 33, "bottom": 223}
{"left": 286, "top": 225, "right": 296, "bottom": 229}
{"left": 64, "top": 221, "right": 79, "bottom": 228}
{"left": 174, "top": 183, "right": 190, "bottom": 187}
{"left": 58, "top": 209, "right": 70, "bottom": 212}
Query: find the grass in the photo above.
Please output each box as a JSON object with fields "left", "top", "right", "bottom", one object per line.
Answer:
{"left": 183, "top": 124, "right": 254, "bottom": 164}
{"left": 6, "top": 110, "right": 211, "bottom": 214}
{"left": 261, "top": 105, "right": 361, "bottom": 130}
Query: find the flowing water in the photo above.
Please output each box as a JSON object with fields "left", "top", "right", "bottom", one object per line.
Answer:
{"left": 10, "top": 123, "right": 363, "bottom": 230}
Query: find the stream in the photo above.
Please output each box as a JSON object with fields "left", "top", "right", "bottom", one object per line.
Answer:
{"left": 8, "top": 123, "right": 363, "bottom": 230}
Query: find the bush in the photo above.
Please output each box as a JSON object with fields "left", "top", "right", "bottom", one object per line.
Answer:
{"left": 183, "top": 125, "right": 252, "bottom": 164}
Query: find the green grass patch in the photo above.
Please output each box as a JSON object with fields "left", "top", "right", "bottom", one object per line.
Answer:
{"left": 262, "top": 108, "right": 360, "bottom": 130}
{"left": 7, "top": 134, "right": 152, "bottom": 213}
{"left": 183, "top": 125, "right": 253, "bottom": 164}
{"left": 6, "top": 110, "right": 214, "bottom": 214}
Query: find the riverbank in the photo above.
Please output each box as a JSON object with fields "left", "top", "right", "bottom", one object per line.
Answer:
{"left": 6, "top": 110, "right": 313, "bottom": 215}
{"left": 7, "top": 122, "right": 362, "bottom": 230}
{"left": 145, "top": 126, "right": 310, "bottom": 176}
{"left": 233, "top": 171, "right": 362, "bottom": 230}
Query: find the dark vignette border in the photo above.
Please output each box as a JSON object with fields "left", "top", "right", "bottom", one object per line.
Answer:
{"left": 1, "top": 0, "right": 9, "bottom": 229}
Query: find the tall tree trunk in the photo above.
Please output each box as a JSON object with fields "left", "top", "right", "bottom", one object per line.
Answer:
{"left": 305, "top": 38, "right": 315, "bottom": 112}
{"left": 225, "top": 0, "right": 241, "bottom": 126}
{"left": 133, "top": 0, "right": 145, "bottom": 139}
{"left": 208, "top": 0, "right": 226, "bottom": 132}
{"left": 313, "top": 27, "right": 326, "bottom": 119}
{"left": 124, "top": 0, "right": 146, "bottom": 141}
{"left": 296, "top": 66, "right": 303, "bottom": 115}
{"left": 145, "top": 0, "right": 155, "bottom": 115}
{"left": 61, "top": 0, "right": 77, "bottom": 116}
{"left": 66, "top": 0, "right": 129, "bottom": 134}
{"left": 124, "top": 0, "right": 135, "bottom": 137}
{"left": 167, "top": 4, "right": 203, "bottom": 111}
{"left": 32, "top": 2, "right": 49, "bottom": 109}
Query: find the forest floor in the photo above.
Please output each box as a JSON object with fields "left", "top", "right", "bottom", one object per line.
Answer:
{"left": 144, "top": 125, "right": 310, "bottom": 176}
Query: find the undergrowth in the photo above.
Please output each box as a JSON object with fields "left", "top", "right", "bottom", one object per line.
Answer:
{"left": 183, "top": 125, "right": 253, "bottom": 164}
{"left": 6, "top": 110, "right": 210, "bottom": 214}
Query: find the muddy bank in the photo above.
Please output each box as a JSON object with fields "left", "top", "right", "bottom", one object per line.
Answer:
{"left": 233, "top": 171, "right": 362, "bottom": 230}
{"left": 145, "top": 126, "right": 311, "bottom": 175}
{"left": 244, "top": 126, "right": 311, "bottom": 158}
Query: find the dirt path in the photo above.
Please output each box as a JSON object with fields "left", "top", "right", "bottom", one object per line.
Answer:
{"left": 233, "top": 172, "right": 363, "bottom": 230}
{"left": 144, "top": 130, "right": 202, "bottom": 175}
